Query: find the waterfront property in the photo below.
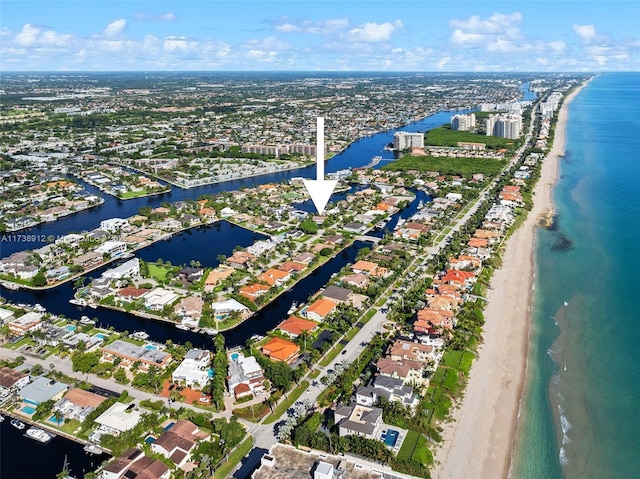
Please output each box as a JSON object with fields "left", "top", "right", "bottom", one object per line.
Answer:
{"left": 101, "top": 339, "right": 172, "bottom": 371}
{"left": 0, "top": 367, "right": 30, "bottom": 401}
{"left": 93, "top": 402, "right": 143, "bottom": 437}
{"left": 53, "top": 387, "right": 107, "bottom": 423}
{"left": 18, "top": 376, "right": 69, "bottom": 408}
{"left": 260, "top": 337, "right": 300, "bottom": 364}
{"left": 100, "top": 447, "right": 170, "bottom": 479}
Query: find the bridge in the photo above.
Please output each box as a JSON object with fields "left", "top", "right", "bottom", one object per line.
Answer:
{"left": 356, "top": 235, "right": 382, "bottom": 244}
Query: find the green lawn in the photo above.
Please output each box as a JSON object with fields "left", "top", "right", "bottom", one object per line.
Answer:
{"left": 214, "top": 436, "right": 254, "bottom": 479}
{"left": 397, "top": 430, "right": 420, "bottom": 461}
{"left": 263, "top": 380, "right": 310, "bottom": 424}
{"left": 147, "top": 263, "right": 171, "bottom": 282}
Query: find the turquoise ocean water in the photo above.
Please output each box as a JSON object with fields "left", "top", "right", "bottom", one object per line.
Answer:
{"left": 511, "top": 73, "right": 640, "bottom": 478}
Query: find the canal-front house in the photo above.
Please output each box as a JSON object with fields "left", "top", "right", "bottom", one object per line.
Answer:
{"left": 0, "top": 367, "right": 29, "bottom": 401}
{"left": 94, "top": 402, "right": 143, "bottom": 437}
{"left": 101, "top": 340, "right": 172, "bottom": 371}
{"left": 53, "top": 387, "right": 107, "bottom": 422}
{"left": 7, "top": 312, "right": 43, "bottom": 336}
{"left": 18, "top": 376, "right": 69, "bottom": 409}
{"left": 227, "top": 352, "right": 266, "bottom": 399}
{"left": 260, "top": 337, "right": 300, "bottom": 364}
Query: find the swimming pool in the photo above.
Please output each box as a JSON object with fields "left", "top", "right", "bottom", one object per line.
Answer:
{"left": 383, "top": 429, "right": 399, "bottom": 447}
{"left": 143, "top": 344, "right": 157, "bottom": 350}
{"left": 94, "top": 333, "right": 106, "bottom": 340}
{"left": 48, "top": 414, "right": 63, "bottom": 425}
{"left": 65, "top": 325, "right": 76, "bottom": 332}
{"left": 231, "top": 353, "right": 239, "bottom": 361}
{"left": 21, "top": 406, "right": 36, "bottom": 415}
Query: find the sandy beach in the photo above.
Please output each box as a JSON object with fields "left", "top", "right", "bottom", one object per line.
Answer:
{"left": 432, "top": 81, "right": 589, "bottom": 479}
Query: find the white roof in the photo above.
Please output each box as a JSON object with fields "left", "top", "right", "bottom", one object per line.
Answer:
{"left": 210, "top": 299, "right": 248, "bottom": 313}
{"left": 95, "top": 402, "right": 142, "bottom": 432}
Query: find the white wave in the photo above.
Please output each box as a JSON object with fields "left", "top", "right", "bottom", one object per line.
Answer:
{"left": 559, "top": 446, "right": 569, "bottom": 466}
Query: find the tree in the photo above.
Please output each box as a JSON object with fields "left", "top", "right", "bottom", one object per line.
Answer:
{"left": 31, "top": 271, "right": 47, "bottom": 287}
{"left": 299, "top": 219, "right": 319, "bottom": 234}
{"left": 31, "top": 363, "right": 44, "bottom": 375}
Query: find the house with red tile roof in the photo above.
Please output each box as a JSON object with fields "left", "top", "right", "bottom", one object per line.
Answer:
{"left": 257, "top": 268, "right": 290, "bottom": 287}
{"left": 278, "top": 261, "right": 306, "bottom": 273}
{"left": 305, "top": 297, "right": 338, "bottom": 321}
{"left": 277, "top": 316, "right": 319, "bottom": 338}
{"left": 239, "top": 283, "right": 270, "bottom": 301}
{"left": 260, "top": 337, "right": 300, "bottom": 364}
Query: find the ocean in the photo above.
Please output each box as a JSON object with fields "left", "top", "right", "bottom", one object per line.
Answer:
{"left": 511, "top": 73, "right": 640, "bottom": 478}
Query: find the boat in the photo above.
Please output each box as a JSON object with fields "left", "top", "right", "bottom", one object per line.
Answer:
{"left": 175, "top": 324, "right": 191, "bottom": 331}
{"left": 26, "top": 427, "right": 54, "bottom": 443}
{"left": 417, "top": 199, "right": 424, "bottom": 209}
{"left": 202, "top": 328, "right": 218, "bottom": 335}
{"left": 0, "top": 414, "right": 5, "bottom": 422}
{"left": 83, "top": 444, "right": 103, "bottom": 455}
{"left": 287, "top": 301, "right": 298, "bottom": 315}
{"left": 33, "top": 304, "right": 46, "bottom": 313}
{"left": 132, "top": 331, "right": 150, "bottom": 340}
{"left": 0, "top": 281, "right": 20, "bottom": 290}
{"left": 79, "top": 316, "right": 95, "bottom": 325}
{"left": 10, "top": 419, "right": 25, "bottom": 430}
{"left": 69, "top": 298, "right": 87, "bottom": 306}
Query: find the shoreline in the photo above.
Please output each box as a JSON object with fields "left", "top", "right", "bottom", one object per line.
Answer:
{"left": 432, "top": 81, "right": 589, "bottom": 479}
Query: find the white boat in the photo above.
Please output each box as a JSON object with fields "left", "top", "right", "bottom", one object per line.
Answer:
{"left": 564, "top": 301, "right": 569, "bottom": 306}
{"left": 26, "top": 427, "right": 54, "bottom": 443}
{"left": 69, "top": 298, "right": 87, "bottom": 306}
{"left": 418, "top": 200, "right": 424, "bottom": 209}
{"left": 287, "top": 301, "right": 298, "bottom": 315}
{"left": 0, "top": 414, "right": 5, "bottom": 422}
{"left": 132, "top": 331, "right": 150, "bottom": 340}
{"left": 11, "top": 419, "right": 25, "bottom": 430}
{"left": 79, "top": 316, "right": 95, "bottom": 325}
{"left": 175, "top": 324, "right": 191, "bottom": 331}
{"left": 202, "top": 328, "right": 218, "bottom": 335}
{"left": 33, "top": 304, "right": 46, "bottom": 313}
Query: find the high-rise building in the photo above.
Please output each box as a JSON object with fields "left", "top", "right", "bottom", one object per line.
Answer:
{"left": 393, "top": 131, "right": 424, "bottom": 150}
{"left": 485, "top": 113, "right": 522, "bottom": 139}
{"left": 451, "top": 113, "right": 476, "bottom": 131}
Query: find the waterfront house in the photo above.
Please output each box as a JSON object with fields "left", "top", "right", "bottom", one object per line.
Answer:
{"left": 99, "top": 217, "right": 129, "bottom": 233}
{"left": 7, "top": 311, "right": 43, "bottom": 336}
{"left": 144, "top": 287, "right": 180, "bottom": 311}
{"left": 227, "top": 251, "right": 256, "bottom": 270}
{"left": 72, "top": 251, "right": 102, "bottom": 268}
{"left": 53, "top": 387, "right": 107, "bottom": 422}
{"left": 19, "top": 376, "right": 69, "bottom": 407}
{"left": 260, "top": 337, "right": 300, "bottom": 364}
{"left": 333, "top": 403, "right": 383, "bottom": 439}
{"left": 305, "top": 298, "right": 338, "bottom": 321}
{"left": 375, "top": 357, "right": 425, "bottom": 386}
{"left": 0, "top": 367, "right": 29, "bottom": 401}
{"left": 292, "top": 252, "right": 315, "bottom": 264}
{"left": 0, "top": 307, "right": 15, "bottom": 324}
{"left": 386, "top": 339, "right": 436, "bottom": 363}
{"left": 94, "top": 402, "right": 143, "bottom": 436}
{"left": 210, "top": 299, "right": 249, "bottom": 317}
{"left": 278, "top": 261, "right": 306, "bottom": 274}
{"left": 172, "top": 349, "right": 211, "bottom": 390}
{"left": 257, "top": 268, "right": 290, "bottom": 287}
{"left": 277, "top": 316, "right": 319, "bottom": 338}
{"left": 239, "top": 283, "right": 270, "bottom": 301}
{"left": 101, "top": 340, "right": 172, "bottom": 370}
{"left": 174, "top": 296, "right": 204, "bottom": 322}
{"left": 342, "top": 273, "right": 370, "bottom": 289}
{"left": 116, "top": 287, "right": 150, "bottom": 302}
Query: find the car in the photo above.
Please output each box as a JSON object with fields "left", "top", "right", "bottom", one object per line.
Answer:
{"left": 341, "top": 350, "right": 347, "bottom": 355}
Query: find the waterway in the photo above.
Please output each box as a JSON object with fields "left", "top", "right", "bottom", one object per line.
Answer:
{"left": 0, "top": 417, "right": 110, "bottom": 479}
{"left": 0, "top": 103, "right": 494, "bottom": 477}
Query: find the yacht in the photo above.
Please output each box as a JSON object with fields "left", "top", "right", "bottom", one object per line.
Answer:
{"left": 132, "top": 331, "right": 150, "bottom": 340}
{"left": 79, "top": 316, "right": 95, "bottom": 325}
{"left": 175, "top": 324, "right": 191, "bottom": 331}
{"left": 83, "top": 444, "right": 103, "bottom": 455}
{"left": 10, "top": 419, "right": 25, "bottom": 430}
{"left": 69, "top": 298, "right": 87, "bottom": 306}
{"left": 287, "top": 301, "right": 298, "bottom": 315}
{"left": 26, "top": 427, "right": 54, "bottom": 443}
{"left": 0, "top": 414, "right": 5, "bottom": 422}
{"left": 202, "top": 328, "right": 218, "bottom": 335}
{"left": 0, "top": 281, "right": 20, "bottom": 290}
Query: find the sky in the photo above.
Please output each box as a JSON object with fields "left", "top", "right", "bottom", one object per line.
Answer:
{"left": 1, "top": 0, "right": 639, "bottom": 72}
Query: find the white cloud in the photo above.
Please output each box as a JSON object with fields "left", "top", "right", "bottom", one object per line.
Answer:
{"left": 104, "top": 19, "right": 126, "bottom": 37}
{"left": 133, "top": 12, "right": 176, "bottom": 22}
{"left": 273, "top": 17, "right": 349, "bottom": 35}
{"left": 14, "top": 23, "right": 73, "bottom": 47}
{"left": 450, "top": 13, "right": 522, "bottom": 35}
{"left": 573, "top": 24, "right": 597, "bottom": 43}
{"left": 346, "top": 20, "right": 403, "bottom": 43}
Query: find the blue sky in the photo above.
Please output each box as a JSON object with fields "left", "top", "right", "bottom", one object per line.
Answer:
{"left": 1, "top": 1, "right": 638, "bottom": 71}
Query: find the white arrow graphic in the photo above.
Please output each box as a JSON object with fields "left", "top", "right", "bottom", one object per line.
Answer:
{"left": 303, "top": 117, "right": 337, "bottom": 214}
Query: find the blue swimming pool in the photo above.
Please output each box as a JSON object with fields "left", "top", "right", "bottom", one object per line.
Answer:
{"left": 65, "top": 325, "right": 76, "bottom": 332}
{"left": 21, "top": 406, "right": 36, "bottom": 415}
{"left": 231, "top": 353, "right": 239, "bottom": 361}
{"left": 384, "top": 429, "right": 399, "bottom": 447}
{"left": 94, "top": 333, "right": 106, "bottom": 339}
{"left": 48, "top": 414, "right": 63, "bottom": 425}
{"left": 163, "top": 422, "right": 175, "bottom": 431}
{"left": 144, "top": 344, "right": 157, "bottom": 350}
